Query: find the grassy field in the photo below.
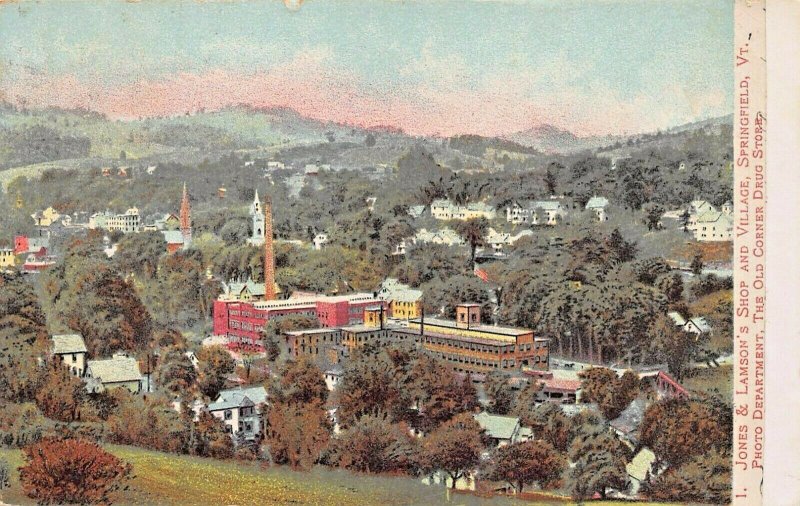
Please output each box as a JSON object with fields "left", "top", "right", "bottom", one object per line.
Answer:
{"left": 0, "top": 444, "right": 688, "bottom": 506}
{"left": 1, "top": 445, "right": 526, "bottom": 506}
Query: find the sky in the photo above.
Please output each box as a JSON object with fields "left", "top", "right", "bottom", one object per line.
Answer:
{"left": 0, "top": 0, "right": 733, "bottom": 137}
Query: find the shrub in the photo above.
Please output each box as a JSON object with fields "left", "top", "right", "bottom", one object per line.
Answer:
{"left": 0, "top": 457, "right": 9, "bottom": 490}
{"left": 19, "top": 438, "right": 132, "bottom": 504}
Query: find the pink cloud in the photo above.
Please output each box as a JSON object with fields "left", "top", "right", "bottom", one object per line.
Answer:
{"left": 2, "top": 55, "right": 726, "bottom": 138}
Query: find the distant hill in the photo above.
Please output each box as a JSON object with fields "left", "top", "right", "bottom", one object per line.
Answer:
{"left": 503, "top": 115, "right": 733, "bottom": 156}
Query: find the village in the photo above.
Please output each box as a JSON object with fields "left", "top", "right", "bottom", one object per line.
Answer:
{"left": 1, "top": 142, "right": 734, "bottom": 503}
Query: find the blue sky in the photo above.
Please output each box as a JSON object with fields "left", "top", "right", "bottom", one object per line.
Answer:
{"left": 0, "top": 0, "right": 734, "bottom": 136}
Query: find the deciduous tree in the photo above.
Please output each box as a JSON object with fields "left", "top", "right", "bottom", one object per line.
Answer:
{"left": 420, "top": 413, "right": 484, "bottom": 489}
{"left": 482, "top": 440, "right": 565, "bottom": 494}
{"left": 19, "top": 438, "right": 132, "bottom": 505}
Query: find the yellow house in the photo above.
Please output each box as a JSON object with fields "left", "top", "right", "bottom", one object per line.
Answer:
{"left": 31, "top": 206, "right": 61, "bottom": 227}
{"left": 0, "top": 248, "right": 15, "bottom": 268}
{"left": 377, "top": 278, "right": 423, "bottom": 320}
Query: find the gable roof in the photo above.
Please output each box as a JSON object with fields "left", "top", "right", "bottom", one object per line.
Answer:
{"left": 227, "top": 278, "right": 266, "bottom": 297}
{"left": 474, "top": 411, "right": 520, "bottom": 440}
{"left": 627, "top": 447, "right": 657, "bottom": 482}
{"left": 585, "top": 196, "right": 609, "bottom": 209}
{"left": 162, "top": 230, "right": 185, "bottom": 245}
{"left": 209, "top": 386, "right": 268, "bottom": 411}
{"left": 87, "top": 355, "right": 141, "bottom": 384}
{"left": 52, "top": 334, "right": 87, "bottom": 355}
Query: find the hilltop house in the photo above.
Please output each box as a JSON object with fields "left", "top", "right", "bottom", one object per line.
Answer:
{"left": 31, "top": 207, "right": 61, "bottom": 227}
{"left": 585, "top": 196, "right": 610, "bottom": 222}
{"left": 313, "top": 233, "right": 329, "bottom": 250}
{"left": 412, "top": 228, "right": 464, "bottom": 247}
{"left": 484, "top": 228, "right": 533, "bottom": 255}
{"left": 51, "top": 334, "right": 88, "bottom": 377}
{"left": 431, "top": 199, "right": 496, "bottom": 221}
{"left": 85, "top": 353, "right": 143, "bottom": 393}
{"left": 207, "top": 386, "right": 268, "bottom": 440}
{"left": 505, "top": 200, "right": 566, "bottom": 225}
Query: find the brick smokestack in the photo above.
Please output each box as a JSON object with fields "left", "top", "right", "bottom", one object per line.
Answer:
{"left": 263, "top": 196, "right": 276, "bottom": 301}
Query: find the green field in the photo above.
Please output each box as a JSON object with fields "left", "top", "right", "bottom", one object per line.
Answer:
{"left": 1, "top": 445, "right": 522, "bottom": 506}
{"left": 0, "top": 445, "right": 686, "bottom": 506}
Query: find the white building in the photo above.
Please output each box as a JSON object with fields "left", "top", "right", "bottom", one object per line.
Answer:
{"left": 207, "top": 386, "right": 268, "bottom": 440}
{"left": 313, "top": 233, "right": 329, "bottom": 250}
{"left": 430, "top": 199, "right": 496, "bottom": 221}
{"left": 106, "top": 208, "right": 140, "bottom": 234}
{"left": 585, "top": 196, "right": 610, "bottom": 222}
{"left": 484, "top": 228, "right": 533, "bottom": 255}
{"left": 51, "top": 334, "right": 88, "bottom": 377}
{"left": 413, "top": 228, "right": 464, "bottom": 247}
{"left": 505, "top": 200, "right": 566, "bottom": 225}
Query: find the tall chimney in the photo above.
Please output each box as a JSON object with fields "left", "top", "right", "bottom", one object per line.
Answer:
{"left": 263, "top": 196, "right": 276, "bottom": 301}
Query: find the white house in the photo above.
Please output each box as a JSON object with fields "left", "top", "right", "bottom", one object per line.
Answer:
{"left": 431, "top": 199, "right": 496, "bottom": 221}
{"left": 473, "top": 411, "right": 533, "bottom": 448}
{"left": 692, "top": 211, "right": 733, "bottom": 242}
{"left": 668, "top": 312, "right": 712, "bottom": 334}
{"left": 505, "top": 200, "right": 566, "bottom": 225}
{"left": 413, "top": 228, "right": 464, "bottom": 247}
{"left": 51, "top": 334, "right": 88, "bottom": 377}
{"left": 585, "top": 196, "right": 610, "bottom": 222}
{"left": 484, "top": 228, "right": 533, "bottom": 255}
{"left": 207, "top": 386, "right": 268, "bottom": 440}
{"left": 313, "top": 233, "right": 329, "bottom": 250}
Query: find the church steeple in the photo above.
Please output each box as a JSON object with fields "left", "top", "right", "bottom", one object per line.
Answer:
{"left": 180, "top": 182, "right": 192, "bottom": 247}
{"left": 248, "top": 189, "right": 265, "bottom": 246}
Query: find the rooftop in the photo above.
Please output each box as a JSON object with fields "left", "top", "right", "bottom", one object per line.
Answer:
{"left": 51, "top": 334, "right": 88, "bottom": 355}
{"left": 411, "top": 317, "right": 534, "bottom": 339}
{"left": 87, "top": 355, "right": 141, "bottom": 384}
{"left": 474, "top": 411, "right": 521, "bottom": 440}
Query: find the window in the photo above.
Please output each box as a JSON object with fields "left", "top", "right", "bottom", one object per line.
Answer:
{"left": 224, "top": 410, "right": 232, "bottom": 420}
{"left": 72, "top": 353, "right": 77, "bottom": 362}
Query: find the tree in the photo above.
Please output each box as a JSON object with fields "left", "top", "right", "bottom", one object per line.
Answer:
{"left": 679, "top": 209, "right": 691, "bottom": 232}
{"left": 364, "top": 132, "right": 377, "bottom": 147}
{"left": 511, "top": 379, "right": 543, "bottom": 420}
{"left": 643, "top": 203, "right": 664, "bottom": 230}
{"left": 520, "top": 402, "right": 573, "bottom": 452}
{"left": 197, "top": 345, "right": 235, "bottom": 399}
{"left": 335, "top": 346, "right": 415, "bottom": 427}
{"left": 690, "top": 254, "right": 704, "bottom": 276}
{"left": 409, "top": 355, "right": 479, "bottom": 433}
{"left": 35, "top": 361, "right": 86, "bottom": 422}
{"left": 639, "top": 398, "right": 731, "bottom": 467}
{"left": 568, "top": 430, "right": 630, "bottom": 500}
{"left": 649, "top": 316, "right": 696, "bottom": 380}
{"left": 421, "top": 413, "right": 484, "bottom": 489}
{"left": 328, "top": 413, "right": 419, "bottom": 474}
{"left": 19, "top": 438, "right": 132, "bottom": 505}
{"left": 455, "top": 217, "right": 489, "bottom": 270}
{"left": 605, "top": 228, "right": 637, "bottom": 263}
{"left": 192, "top": 411, "right": 234, "bottom": 459}
{"left": 0, "top": 272, "right": 49, "bottom": 402}
{"left": 657, "top": 272, "right": 685, "bottom": 303}
{"left": 113, "top": 231, "right": 166, "bottom": 279}
{"left": 482, "top": 440, "right": 565, "bottom": 494}
{"left": 270, "top": 358, "right": 328, "bottom": 406}
{"left": 578, "top": 368, "right": 640, "bottom": 420}
{"left": 263, "top": 400, "right": 330, "bottom": 470}
{"left": 646, "top": 447, "right": 731, "bottom": 504}
{"left": 484, "top": 371, "right": 515, "bottom": 415}
{"left": 154, "top": 348, "right": 197, "bottom": 395}
{"left": 543, "top": 167, "right": 558, "bottom": 196}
